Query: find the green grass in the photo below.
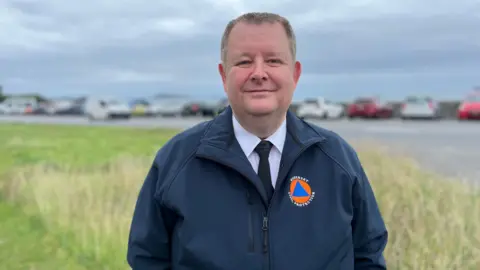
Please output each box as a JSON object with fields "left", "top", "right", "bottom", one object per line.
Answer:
{"left": 0, "top": 123, "right": 179, "bottom": 269}
{"left": 0, "top": 203, "right": 89, "bottom": 270}
{"left": 1, "top": 123, "right": 479, "bottom": 269}
{"left": 0, "top": 123, "right": 178, "bottom": 170}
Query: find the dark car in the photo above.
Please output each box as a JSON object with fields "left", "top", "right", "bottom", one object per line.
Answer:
{"left": 182, "top": 100, "right": 218, "bottom": 117}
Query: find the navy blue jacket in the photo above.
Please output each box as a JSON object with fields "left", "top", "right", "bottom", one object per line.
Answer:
{"left": 127, "top": 106, "right": 388, "bottom": 270}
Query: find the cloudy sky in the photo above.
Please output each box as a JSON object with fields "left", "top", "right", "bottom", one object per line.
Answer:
{"left": 1, "top": 0, "right": 479, "bottom": 102}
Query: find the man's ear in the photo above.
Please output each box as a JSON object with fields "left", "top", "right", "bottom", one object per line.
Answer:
{"left": 218, "top": 62, "right": 228, "bottom": 92}
{"left": 293, "top": 61, "right": 302, "bottom": 85}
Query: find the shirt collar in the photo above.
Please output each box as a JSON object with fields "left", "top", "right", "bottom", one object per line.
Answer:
{"left": 232, "top": 113, "right": 287, "bottom": 157}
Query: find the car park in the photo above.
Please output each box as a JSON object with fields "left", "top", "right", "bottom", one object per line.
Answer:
{"left": 296, "top": 97, "right": 344, "bottom": 120}
{"left": 347, "top": 97, "right": 394, "bottom": 119}
{"left": 3, "top": 90, "right": 479, "bottom": 123}
{"left": 457, "top": 92, "right": 480, "bottom": 120}
{"left": 400, "top": 96, "right": 441, "bottom": 120}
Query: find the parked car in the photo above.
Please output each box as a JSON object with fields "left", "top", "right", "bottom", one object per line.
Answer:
{"left": 347, "top": 97, "right": 394, "bottom": 119}
{"left": 296, "top": 97, "right": 344, "bottom": 119}
{"left": 0, "top": 103, "right": 7, "bottom": 114}
{"left": 400, "top": 96, "right": 441, "bottom": 120}
{"left": 182, "top": 100, "right": 218, "bottom": 117}
{"left": 44, "top": 98, "right": 85, "bottom": 115}
{"left": 84, "top": 96, "right": 132, "bottom": 120}
{"left": 457, "top": 92, "right": 480, "bottom": 120}
{"left": 130, "top": 99, "right": 151, "bottom": 116}
{"left": 0, "top": 97, "right": 38, "bottom": 114}
{"left": 148, "top": 97, "right": 190, "bottom": 117}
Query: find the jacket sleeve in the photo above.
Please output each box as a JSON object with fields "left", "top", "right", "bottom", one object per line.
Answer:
{"left": 126, "top": 159, "right": 175, "bottom": 270}
{"left": 351, "top": 163, "right": 389, "bottom": 270}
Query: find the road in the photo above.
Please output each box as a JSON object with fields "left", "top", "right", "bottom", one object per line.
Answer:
{"left": 1, "top": 115, "right": 479, "bottom": 185}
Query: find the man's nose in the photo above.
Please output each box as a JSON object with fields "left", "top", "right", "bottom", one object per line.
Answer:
{"left": 250, "top": 61, "right": 268, "bottom": 82}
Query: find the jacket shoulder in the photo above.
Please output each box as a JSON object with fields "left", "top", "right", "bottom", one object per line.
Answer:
{"left": 304, "top": 121, "right": 364, "bottom": 178}
{"left": 151, "top": 120, "right": 212, "bottom": 198}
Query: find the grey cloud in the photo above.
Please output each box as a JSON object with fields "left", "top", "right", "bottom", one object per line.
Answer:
{"left": 298, "top": 14, "right": 480, "bottom": 74}
{"left": 1, "top": 0, "right": 480, "bottom": 100}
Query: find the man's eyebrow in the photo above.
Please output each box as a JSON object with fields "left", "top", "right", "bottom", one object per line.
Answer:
{"left": 232, "top": 52, "right": 251, "bottom": 58}
{"left": 264, "top": 52, "right": 287, "bottom": 57}
{"left": 232, "top": 52, "right": 287, "bottom": 58}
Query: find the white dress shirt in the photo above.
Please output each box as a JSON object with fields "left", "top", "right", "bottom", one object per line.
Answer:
{"left": 232, "top": 114, "right": 286, "bottom": 188}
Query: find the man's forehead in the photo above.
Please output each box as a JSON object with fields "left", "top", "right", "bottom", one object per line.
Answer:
{"left": 229, "top": 21, "right": 285, "bottom": 36}
{"left": 227, "top": 23, "right": 289, "bottom": 49}
{"left": 223, "top": 21, "right": 292, "bottom": 62}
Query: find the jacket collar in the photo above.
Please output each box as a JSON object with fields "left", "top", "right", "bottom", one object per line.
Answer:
{"left": 199, "top": 105, "right": 326, "bottom": 148}
{"left": 232, "top": 112, "right": 286, "bottom": 158}
{"left": 195, "top": 105, "right": 326, "bottom": 208}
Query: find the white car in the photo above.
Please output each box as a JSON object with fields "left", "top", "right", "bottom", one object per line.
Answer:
{"left": 400, "top": 96, "right": 441, "bottom": 120}
{"left": 296, "top": 97, "right": 344, "bottom": 119}
{"left": 0, "top": 103, "right": 7, "bottom": 114}
{"left": 1, "top": 97, "right": 37, "bottom": 114}
{"left": 84, "top": 96, "right": 132, "bottom": 120}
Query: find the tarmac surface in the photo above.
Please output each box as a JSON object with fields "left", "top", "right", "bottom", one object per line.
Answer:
{"left": 1, "top": 114, "right": 479, "bottom": 185}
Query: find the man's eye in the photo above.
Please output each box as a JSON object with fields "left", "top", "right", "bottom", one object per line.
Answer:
{"left": 236, "top": 60, "right": 251, "bottom": 65}
{"left": 267, "top": 59, "right": 282, "bottom": 64}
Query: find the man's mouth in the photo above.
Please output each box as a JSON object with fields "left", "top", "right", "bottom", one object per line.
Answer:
{"left": 245, "top": 89, "right": 274, "bottom": 92}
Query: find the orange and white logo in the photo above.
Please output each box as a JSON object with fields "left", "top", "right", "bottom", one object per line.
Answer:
{"left": 288, "top": 176, "right": 315, "bottom": 207}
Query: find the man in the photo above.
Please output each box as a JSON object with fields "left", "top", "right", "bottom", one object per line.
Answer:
{"left": 127, "top": 12, "right": 388, "bottom": 270}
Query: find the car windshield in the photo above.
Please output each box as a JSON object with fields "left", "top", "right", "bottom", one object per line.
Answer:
{"left": 405, "top": 97, "right": 431, "bottom": 104}
{"left": 354, "top": 98, "right": 374, "bottom": 104}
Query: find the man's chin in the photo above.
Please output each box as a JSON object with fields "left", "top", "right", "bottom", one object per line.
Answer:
{"left": 245, "top": 106, "right": 277, "bottom": 117}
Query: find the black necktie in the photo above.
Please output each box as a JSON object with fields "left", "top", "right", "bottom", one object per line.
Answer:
{"left": 254, "top": 140, "right": 274, "bottom": 203}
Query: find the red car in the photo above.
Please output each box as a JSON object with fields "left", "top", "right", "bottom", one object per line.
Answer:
{"left": 457, "top": 92, "right": 480, "bottom": 120}
{"left": 347, "top": 97, "right": 394, "bottom": 119}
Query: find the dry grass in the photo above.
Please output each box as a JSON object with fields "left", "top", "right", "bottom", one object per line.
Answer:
{"left": 3, "top": 156, "right": 150, "bottom": 270}
{"left": 2, "top": 145, "right": 480, "bottom": 270}
{"left": 355, "top": 144, "right": 480, "bottom": 269}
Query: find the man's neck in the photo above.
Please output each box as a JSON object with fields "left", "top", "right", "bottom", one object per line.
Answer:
{"left": 233, "top": 111, "right": 287, "bottom": 139}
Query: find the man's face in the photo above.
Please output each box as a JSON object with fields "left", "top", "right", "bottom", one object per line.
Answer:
{"left": 219, "top": 21, "right": 301, "bottom": 117}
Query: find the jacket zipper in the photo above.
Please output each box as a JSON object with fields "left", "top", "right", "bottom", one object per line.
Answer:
{"left": 261, "top": 142, "right": 320, "bottom": 270}
{"left": 262, "top": 215, "right": 268, "bottom": 253}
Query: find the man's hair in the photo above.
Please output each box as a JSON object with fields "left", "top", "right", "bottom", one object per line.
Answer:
{"left": 220, "top": 12, "right": 297, "bottom": 64}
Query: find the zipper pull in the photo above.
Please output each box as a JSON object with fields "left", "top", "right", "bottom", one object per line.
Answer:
{"left": 262, "top": 216, "right": 268, "bottom": 253}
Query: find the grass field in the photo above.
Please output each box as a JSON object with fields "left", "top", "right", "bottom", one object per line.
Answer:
{"left": 1, "top": 123, "right": 479, "bottom": 269}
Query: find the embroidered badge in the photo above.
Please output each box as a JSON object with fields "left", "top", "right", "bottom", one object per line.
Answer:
{"left": 288, "top": 176, "right": 315, "bottom": 207}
